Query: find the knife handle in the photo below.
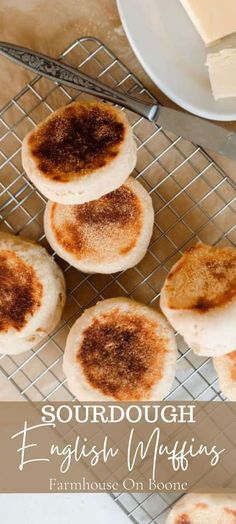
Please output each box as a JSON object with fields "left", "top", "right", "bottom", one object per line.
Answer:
{"left": 0, "top": 42, "right": 159, "bottom": 121}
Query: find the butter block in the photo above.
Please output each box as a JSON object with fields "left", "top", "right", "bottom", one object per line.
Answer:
{"left": 207, "top": 48, "right": 236, "bottom": 100}
{"left": 180, "top": 0, "right": 236, "bottom": 45}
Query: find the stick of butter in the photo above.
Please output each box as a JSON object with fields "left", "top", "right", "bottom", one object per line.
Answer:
{"left": 180, "top": 0, "right": 236, "bottom": 45}
{"left": 207, "top": 48, "right": 236, "bottom": 100}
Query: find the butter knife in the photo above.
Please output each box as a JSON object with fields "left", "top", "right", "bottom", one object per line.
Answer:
{"left": 1, "top": 42, "right": 236, "bottom": 160}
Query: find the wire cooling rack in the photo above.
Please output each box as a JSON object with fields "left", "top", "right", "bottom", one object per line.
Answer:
{"left": 0, "top": 36, "right": 236, "bottom": 522}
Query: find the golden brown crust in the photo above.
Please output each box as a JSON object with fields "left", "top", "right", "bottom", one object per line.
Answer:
{"left": 195, "top": 503, "right": 208, "bottom": 509}
{"left": 0, "top": 250, "right": 42, "bottom": 332}
{"left": 28, "top": 102, "right": 125, "bottom": 182}
{"left": 165, "top": 243, "right": 236, "bottom": 312}
{"left": 224, "top": 508, "right": 236, "bottom": 517}
{"left": 50, "top": 184, "right": 142, "bottom": 261}
{"left": 175, "top": 514, "right": 191, "bottom": 524}
{"left": 173, "top": 505, "right": 236, "bottom": 523}
{"left": 76, "top": 309, "right": 168, "bottom": 400}
{"left": 227, "top": 351, "right": 236, "bottom": 381}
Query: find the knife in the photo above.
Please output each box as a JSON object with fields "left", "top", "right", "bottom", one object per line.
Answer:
{"left": 1, "top": 42, "right": 236, "bottom": 160}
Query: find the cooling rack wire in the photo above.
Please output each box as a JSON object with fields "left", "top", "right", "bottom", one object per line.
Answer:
{"left": 0, "top": 37, "right": 235, "bottom": 523}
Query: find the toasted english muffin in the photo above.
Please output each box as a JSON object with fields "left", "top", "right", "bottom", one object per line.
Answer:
{"left": 160, "top": 243, "right": 236, "bottom": 357}
{"left": 44, "top": 176, "right": 154, "bottom": 274}
{"left": 166, "top": 493, "right": 236, "bottom": 524}
{"left": 22, "top": 101, "right": 137, "bottom": 204}
{"left": 63, "top": 297, "right": 177, "bottom": 401}
{"left": 214, "top": 350, "right": 236, "bottom": 400}
{"left": 0, "top": 231, "right": 66, "bottom": 354}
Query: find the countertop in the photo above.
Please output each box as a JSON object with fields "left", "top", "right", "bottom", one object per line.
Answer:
{"left": 0, "top": 0, "right": 166, "bottom": 106}
{"left": 0, "top": 493, "right": 131, "bottom": 524}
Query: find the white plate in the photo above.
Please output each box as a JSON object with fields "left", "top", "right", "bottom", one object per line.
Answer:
{"left": 117, "top": 0, "right": 236, "bottom": 121}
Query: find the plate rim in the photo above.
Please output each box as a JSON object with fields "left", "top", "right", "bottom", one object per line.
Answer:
{"left": 117, "top": 0, "right": 236, "bottom": 122}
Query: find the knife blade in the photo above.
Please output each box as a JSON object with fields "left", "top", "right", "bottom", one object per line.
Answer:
{"left": 0, "top": 41, "right": 236, "bottom": 161}
{"left": 156, "top": 106, "right": 236, "bottom": 160}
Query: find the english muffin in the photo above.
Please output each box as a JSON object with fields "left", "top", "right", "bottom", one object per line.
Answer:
{"left": 63, "top": 297, "right": 177, "bottom": 401}
{"left": 160, "top": 243, "right": 236, "bottom": 357}
{"left": 166, "top": 493, "right": 236, "bottom": 524}
{"left": 44, "top": 176, "right": 154, "bottom": 274}
{"left": 22, "top": 101, "right": 137, "bottom": 204}
{"left": 0, "top": 231, "right": 66, "bottom": 354}
{"left": 214, "top": 350, "right": 236, "bottom": 400}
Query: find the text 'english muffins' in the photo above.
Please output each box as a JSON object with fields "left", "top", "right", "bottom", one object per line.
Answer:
{"left": 63, "top": 297, "right": 177, "bottom": 401}
{"left": 0, "top": 232, "right": 66, "bottom": 354}
{"left": 160, "top": 243, "right": 236, "bottom": 357}
{"left": 166, "top": 493, "right": 236, "bottom": 524}
{"left": 44, "top": 176, "right": 154, "bottom": 274}
{"left": 22, "top": 101, "right": 137, "bottom": 204}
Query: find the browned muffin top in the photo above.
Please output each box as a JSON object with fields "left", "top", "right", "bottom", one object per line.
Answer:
{"left": 174, "top": 505, "right": 236, "bottom": 523}
{"left": 227, "top": 351, "right": 236, "bottom": 381}
{"left": 175, "top": 515, "right": 191, "bottom": 524}
{"left": 50, "top": 184, "right": 142, "bottom": 262}
{"left": 0, "top": 250, "right": 42, "bottom": 332}
{"left": 165, "top": 243, "right": 236, "bottom": 312}
{"left": 76, "top": 309, "right": 168, "bottom": 400}
{"left": 28, "top": 102, "right": 126, "bottom": 182}
{"left": 224, "top": 508, "right": 236, "bottom": 517}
